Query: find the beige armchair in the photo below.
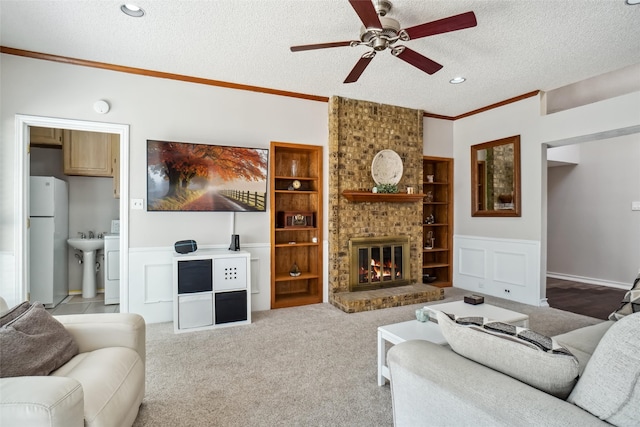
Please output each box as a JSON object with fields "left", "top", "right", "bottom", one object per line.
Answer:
{"left": 1, "top": 297, "right": 146, "bottom": 427}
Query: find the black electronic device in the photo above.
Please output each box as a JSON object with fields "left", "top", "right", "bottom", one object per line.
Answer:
{"left": 464, "top": 294, "right": 485, "bottom": 305}
{"left": 229, "top": 234, "right": 240, "bottom": 251}
{"left": 174, "top": 239, "right": 198, "bottom": 254}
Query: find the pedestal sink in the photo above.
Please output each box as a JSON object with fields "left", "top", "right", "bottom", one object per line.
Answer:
{"left": 67, "top": 238, "right": 104, "bottom": 298}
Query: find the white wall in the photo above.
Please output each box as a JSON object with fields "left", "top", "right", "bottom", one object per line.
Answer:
{"left": 454, "top": 95, "right": 543, "bottom": 241}
{"left": 547, "top": 135, "right": 640, "bottom": 286}
{"left": 547, "top": 145, "right": 579, "bottom": 167}
{"left": 546, "top": 63, "right": 640, "bottom": 114}
{"left": 541, "top": 92, "right": 640, "bottom": 146}
{"left": 1, "top": 54, "right": 329, "bottom": 317}
{"left": 451, "top": 92, "right": 640, "bottom": 304}
{"left": 542, "top": 91, "right": 640, "bottom": 291}
{"left": 451, "top": 95, "right": 545, "bottom": 305}
{"left": 424, "top": 117, "right": 453, "bottom": 158}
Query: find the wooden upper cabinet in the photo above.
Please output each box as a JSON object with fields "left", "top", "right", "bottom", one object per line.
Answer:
{"left": 30, "top": 126, "right": 63, "bottom": 146}
{"left": 63, "top": 130, "right": 113, "bottom": 177}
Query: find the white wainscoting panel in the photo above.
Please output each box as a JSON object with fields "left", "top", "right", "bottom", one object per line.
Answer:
{"left": 454, "top": 235, "right": 542, "bottom": 306}
{"left": 251, "top": 258, "right": 259, "bottom": 293}
{"left": 244, "top": 244, "right": 271, "bottom": 312}
{"left": 144, "top": 263, "right": 173, "bottom": 303}
{"left": 493, "top": 251, "right": 527, "bottom": 287}
{"left": 458, "top": 247, "right": 486, "bottom": 278}
{"left": 128, "top": 244, "right": 271, "bottom": 324}
{"left": 128, "top": 248, "right": 174, "bottom": 324}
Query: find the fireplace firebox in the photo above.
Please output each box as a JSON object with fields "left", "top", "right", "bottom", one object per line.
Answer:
{"left": 349, "top": 236, "right": 410, "bottom": 291}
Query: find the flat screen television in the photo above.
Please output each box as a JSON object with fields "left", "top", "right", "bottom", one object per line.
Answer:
{"left": 147, "top": 140, "right": 268, "bottom": 212}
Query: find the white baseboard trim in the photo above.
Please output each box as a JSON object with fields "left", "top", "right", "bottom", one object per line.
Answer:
{"left": 546, "top": 272, "right": 630, "bottom": 290}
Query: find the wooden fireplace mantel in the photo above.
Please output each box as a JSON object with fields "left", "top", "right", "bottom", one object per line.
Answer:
{"left": 342, "top": 190, "right": 424, "bottom": 203}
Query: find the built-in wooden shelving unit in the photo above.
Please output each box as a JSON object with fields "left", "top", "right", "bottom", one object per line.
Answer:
{"left": 270, "top": 142, "right": 323, "bottom": 309}
{"left": 422, "top": 156, "right": 453, "bottom": 288}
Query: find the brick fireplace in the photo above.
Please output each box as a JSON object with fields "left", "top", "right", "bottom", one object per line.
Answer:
{"left": 328, "top": 96, "right": 443, "bottom": 313}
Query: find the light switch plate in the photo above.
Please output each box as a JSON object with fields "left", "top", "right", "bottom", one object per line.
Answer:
{"left": 111, "top": 220, "right": 120, "bottom": 233}
{"left": 632, "top": 201, "right": 640, "bottom": 211}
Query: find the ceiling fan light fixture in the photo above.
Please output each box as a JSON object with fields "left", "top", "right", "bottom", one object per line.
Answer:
{"left": 449, "top": 76, "right": 466, "bottom": 84}
{"left": 290, "top": 0, "right": 478, "bottom": 83}
{"left": 121, "top": 4, "right": 145, "bottom": 17}
{"left": 360, "top": 16, "right": 400, "bottom": 44}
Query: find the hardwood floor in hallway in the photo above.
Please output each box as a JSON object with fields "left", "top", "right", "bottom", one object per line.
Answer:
{"left": 546, "top": 277, "right": 627, "bottom": 320}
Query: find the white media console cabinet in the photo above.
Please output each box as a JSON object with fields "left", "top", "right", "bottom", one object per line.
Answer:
{"left": 172, "top": 249, "right": 251, "bottom": 333}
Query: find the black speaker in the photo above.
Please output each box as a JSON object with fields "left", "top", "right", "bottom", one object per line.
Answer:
{"left": 174, "top": 239, "right": 197, "bottom": 254}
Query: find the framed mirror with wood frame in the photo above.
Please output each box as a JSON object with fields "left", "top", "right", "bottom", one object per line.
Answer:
{"left": 471, "top": 135, "right": 521, "bottom": 217}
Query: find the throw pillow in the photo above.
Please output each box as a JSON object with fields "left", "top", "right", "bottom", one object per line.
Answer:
{"left": 0, "top": 302, "right": 79, "bottom": 377}
{"left": 567, "top": 312, "right": 640, "bottom": 427}
{"left": 0, "top": 301, "right": 32, "bottom": 326}
{"left": 608, "top": 272, "right": 640, "bottom": 321}
{"left": 436, "top": 311, "right": 579, "bottom": 399}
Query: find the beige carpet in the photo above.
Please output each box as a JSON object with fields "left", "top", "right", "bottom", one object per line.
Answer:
{"left": 133, "top": 288, "right": 601, "bottom": 427}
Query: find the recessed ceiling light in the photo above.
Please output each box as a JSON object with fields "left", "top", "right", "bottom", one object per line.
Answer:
{"left": 626, "top": 0, "right": 640, "bottom": 4}
{"left": 121, "top": 4, "right": 145, "bottom": 17}
{"left": 449, "top": 77, "right": 466, "bottom": 84}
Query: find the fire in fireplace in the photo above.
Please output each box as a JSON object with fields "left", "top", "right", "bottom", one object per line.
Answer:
{"left": 349, "top": 236, "right": 410, "bottom": 291}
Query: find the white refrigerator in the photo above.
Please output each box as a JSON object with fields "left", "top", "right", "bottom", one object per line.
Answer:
{"left": 30, "top": 176, "right": 69, "bottom": 308}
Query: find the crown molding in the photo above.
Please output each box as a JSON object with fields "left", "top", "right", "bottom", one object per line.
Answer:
{"left": 1, "top": 46, "right": 539, "bottom": 121}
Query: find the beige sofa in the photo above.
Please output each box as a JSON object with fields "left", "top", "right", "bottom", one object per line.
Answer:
{"left": 0, "top": 298, "right": 145, "bottom": 427}
{"left": 388, "top": 311, "right": 639, "bottom": 427}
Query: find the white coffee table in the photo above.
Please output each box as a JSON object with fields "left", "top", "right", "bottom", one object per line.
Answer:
{"left": 425, "top": 300, "right": 530, "bottom": 328}
{"left": 377, "top": 300, "right": 529, "bottom": 386}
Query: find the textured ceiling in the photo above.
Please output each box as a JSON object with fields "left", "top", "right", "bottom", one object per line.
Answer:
{"left": 1, "top": 0, "right": 639, "bottom": 117}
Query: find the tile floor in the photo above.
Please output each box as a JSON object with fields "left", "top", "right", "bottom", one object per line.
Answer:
{"left": 47, "top": 294, "right": 119, "bottom": 315}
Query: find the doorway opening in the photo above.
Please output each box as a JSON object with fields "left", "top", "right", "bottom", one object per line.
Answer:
{"left": 14, "top": 115, "right": 130, "bottom": 312}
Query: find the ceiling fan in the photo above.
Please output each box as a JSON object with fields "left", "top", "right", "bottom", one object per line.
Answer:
{"left": 290, "top": 0, "right": 477, "bottom": 83}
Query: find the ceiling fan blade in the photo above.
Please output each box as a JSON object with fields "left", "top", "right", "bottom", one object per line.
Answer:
{"left": 290, "top": 41, "right": 353, "bottom": 52}
{"left": 392, "top": 46, "right": 443, "bottom": 75}
{"left": 348, "top": 0, "right": 382, "bottom": 29}
{"left": 403, "top": 11, "right": 477, "bottom": 40}
{"left": 344, "top": 52, "right": 375, "bottom": 83}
